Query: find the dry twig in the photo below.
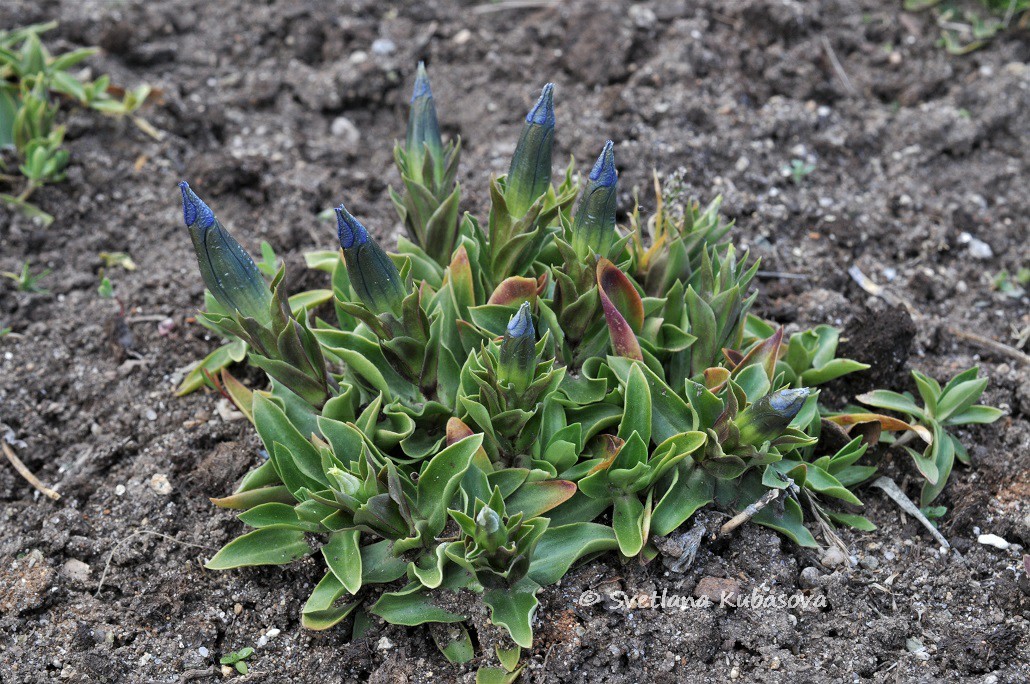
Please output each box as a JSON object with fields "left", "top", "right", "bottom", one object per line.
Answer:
{"left": 2, "top": 442, "right": 60, "bottom": 500}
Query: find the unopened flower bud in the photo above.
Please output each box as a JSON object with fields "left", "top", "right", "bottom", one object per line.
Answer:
{"left": 736, "top": 388, "right": 811, "bottom": 446}
{"left": 570, "top": 140, "right": 618, "bottom": 259}
{"left": 497, "top": 302, "right": 537, "bottom": 395}
{"left": 335, "top": 203, "right": 407, "bottom": 316}
{"left": 405, "top": 61, "right": 443, "bottom": 164}
{"left": 505, "top": 83, "right": 554, "bottom": 217}
{"left": 179, "top": 181, "right": 271, "bottom": 323}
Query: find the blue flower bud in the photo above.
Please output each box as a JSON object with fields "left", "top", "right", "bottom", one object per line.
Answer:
{"left": 179, "top": 181, "right": 271, "bottom": 323}
{"left": 498, "top": 301, "right": 537, "bottom": 395}
{"left": 505, "top": 83, "right": 555, "bottom": 217}
{"left": 570, "top": 140, "right": 618, "bottom": 258}
{"left": 335, "top": 204, "right": 407, "bottom": 316}
{"left": 736, "top": 388, "right": 811, "bottom": 446}
{"left": 405, "top": 61, "right": 443, "bottom": 163}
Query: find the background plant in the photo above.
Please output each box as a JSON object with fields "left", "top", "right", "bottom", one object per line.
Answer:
{"left": 177, "top": 64, "right": 1001, "bottom": 674}
{"left": 0, "top": 22, "right": 154, "bottom": 224}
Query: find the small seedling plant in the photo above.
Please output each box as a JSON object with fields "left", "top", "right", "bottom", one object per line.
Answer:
{"left": 0, "top": 22, "right": 153, "bottom": 224}
{"left": 178, "top": 64, "right": 1001, "bottom": 671}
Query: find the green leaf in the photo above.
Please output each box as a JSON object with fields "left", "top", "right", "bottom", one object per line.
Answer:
{"left": 176, "top": 339, "right": 247, "bottom": 396}
{"left": 322, "top": 530, "right": 363, "bottom": 594}
{"left": 431, "top": 623, "right": 476, "bottom": 664}
{"left": 371, "top": 585, "right": 466, "bottom": 626}
{"left": 945, "top": 405, "right": 1003, "bottom": 425}
{"left": 529, "top": 523, "right": 618, "bottom": 586}
{"left": 856, "top": 390, "right": 924, "bottom": 419}
{"left": 301, "top": 571, "right": 360, "bottom": 630}
{"left": 612, "top": 495, "right": 645, "bottom": 556}
{"left": 618, "top": 362, "right": 652, "bottom": 446}
{"left": 483, "top": 579, "right": 539, "bottom": 649}
{"left": 936, "top": 377, "right": 989, "bottom": 422}
{"left": 205, "top": 526, "right": 311, "bottom": 569}
{"left": 415, "top": 434, "right": 483, "bottom": 538}
{"left": 238, "top": 502, "right": 321, "bottom": 532}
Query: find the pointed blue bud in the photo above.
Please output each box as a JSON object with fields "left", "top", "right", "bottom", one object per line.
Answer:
{"left": 736, "top": 388, "right": 812, "bottom": 446}
{"left": 526, "top": 83, "right": 555, "bottom": 127}
{"left": 505, "top": 83, "right": 555, "bottom": 217}
{"left": 498, "top": 301, "right": 537, "bottom": 395}
{"left": 335, "top": 203, "right": 407, "bottom": 316}
{"left": 180, "top": 180, "right": 215, "bottom": 229}
{"left": 405, "top": 61, "right": 443, "bottom": 166}
{"left": 570, "top": 141, "right": 618, "bottom": 259}
{"left": 179, "top": 181, "right": 271, "bottom": 323}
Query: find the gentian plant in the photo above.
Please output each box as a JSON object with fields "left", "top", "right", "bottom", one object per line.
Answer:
{"left": 178, "top": 64, "right": 1001, "bottom": 672}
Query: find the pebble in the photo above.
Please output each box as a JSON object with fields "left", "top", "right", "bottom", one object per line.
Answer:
{"left": 859, "top": 556, "right": 880, "bottom": 570}
{"left": 61, "top": 559, "right": 91, "bottom": 583}
{"left": 234, "top": 603, "right": 244, "bottom": 615}
{"left": 144, "top": 409, "right": 157, "bottom": 421}
{"left": 149, "top": 473, "right": 173, "bottom": 495}
{"left": 198, "top": 646, "right": 209, "bottom": 658}
{"left": 799, "top": 566, "right": 825, "bottom": 588}
{"left": 770, "top": 656, "right": 781, "bottom": 670}
{"left": 371, "top": 38, "right": 395, "bottom": 56}
{"left": 377, "top": 636, "right": 395, "bottom": 651}
{"left": 977, "top": 534, "right": 1010, "bottom": 550}
{"left": 730, "top": 665, "right": 740, "bottom": 679}
{"left": 330, "top": 117, "right": 361, "bottom": 153}
{"left": 115, "top": 484, "right": 126, "bottom": 496}
{"left": 693, "top": 576, "right": 740, "bottom": 603}
{"left": 967, "top": 238, "right": 993, "bottom": 259}
{"left": 820, "top": 547, "right": 847, "bottom": 568}
{"left": 452, "top": 28, "right": 472, "bottom": 44}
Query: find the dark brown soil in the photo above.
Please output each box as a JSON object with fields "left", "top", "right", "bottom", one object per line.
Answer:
{"left": 1, "top": 1, "right": 1028, "bottom": 682}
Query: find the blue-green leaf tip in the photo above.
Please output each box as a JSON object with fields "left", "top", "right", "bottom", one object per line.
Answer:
{"left": 526, "top": 83, "right": 555, "bottom": 127}
{"left": 335, "top": 204, "right": 370, "bottom": 249}
{"left": 179, "top": 181, "right": 214, "bottom": 229}
{"left": 589, "top": 140, "right": 617, "bottom": 187}
{"left": 411, "top": 61, "right": 432, "bottom": 103}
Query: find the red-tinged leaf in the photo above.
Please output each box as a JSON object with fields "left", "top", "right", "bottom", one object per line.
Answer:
{"left": 588, "top": 434, "right": 624, "bottom": 475}
{"left": 446, "top": 416, "right": 475, "bottom": 445}
{"left": 826, "top": 413, "right": 933, "bottom": 444}
{"left": 596, "top": 258, "right": 644, "bottom": 332}
{"left": 597, "top": 259, "right": 643, "bottom": 360}
{"left": 723, "top": 349, "right": 745, "bottom": 366}
{"left": 703, "top": 367, "right": 730, "bottom": 391}
{"left": 447, "top": 246, "right": 475, "bottom": 313}
{"left": 505, "top": 480, "right": 577, "bottom": 518}
{"left": 220, "top": 369, "right": 254, "bottom": 423}
{"left": 487, "top": 276, "right": 539, "bottom": 306}
{"left": 535, "top": 271, "right": 549, "bottom": 296}
{"left": 730, "top": 327, "right": 784, "bottom": 380}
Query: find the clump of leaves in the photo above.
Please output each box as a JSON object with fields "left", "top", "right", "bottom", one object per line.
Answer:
{"left": 905, "top": 0, "right": 1030, "bottom": 54}
{"left": 2, "top": 260, "right": 50, "bottom": 293}
{"left": 992, "top": 267, "right": 1029, "bottom": 298}
{"left": 782, "top": 159, "right": 816, "bottom": 185}
{"left": 0, "top": 22, "right": 154, "bottom": 224}
{"left": 857, "top": 367, "right": 1003, "bottom": 506}
{"left": 176, "top": 64, "right": 1000, "bottom": 671}
{"left": 218, "top": 647, "right": 254, "bottom": 675}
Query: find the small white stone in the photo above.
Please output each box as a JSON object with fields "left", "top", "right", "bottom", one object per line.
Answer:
{"left": 330, "top": 117, "right": 361, "bottom": 154}
{"left": 452, "top": 29, "right": 472, "bottom": 44}
{"left": 198, "top": 646, "right": 209, "bottom": 658}
{"left": 977, "top": 534, "right": 1010, "bottom": 550}
{"left": 377, "top": 636, "right": 395, "bottom": 651}
{"left": 62, "top": 559, "right": 91, "bottom": 583}
{"left": 115, "top": 484, "right": 126, "bottom": 496}
{"left": 371, "top": 38, "right": 395, "bottom": 56}
{"left": 821, "top": 547, "right": 847, "bottom": 568}
{"left": 149, "top": 474, "right": 173, "bottom": 495}
{"left": 966, "top": 238, "right": 993, "bottom": 259}
{"left": 265, "top": 628, "right": 281, "bottom": 639}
